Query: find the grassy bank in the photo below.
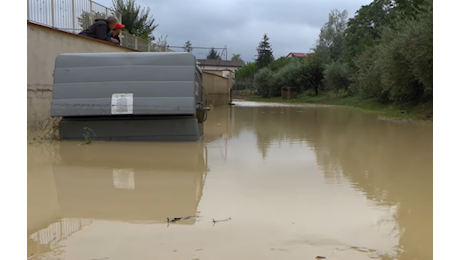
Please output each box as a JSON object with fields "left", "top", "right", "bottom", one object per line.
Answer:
{"left": 243, "top": 92, "right": 432, "bottom": 121}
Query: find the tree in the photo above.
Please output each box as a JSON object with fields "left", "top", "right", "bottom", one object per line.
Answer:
{"left": 231, "top": 54, "right": 244, "bottom": 62}
{"left": 324, "top": 61, "right": 351, "bottom": 91}
{"left": 269, "top": 59, "right": 303, "bottom": 96}
{"left": 234, "top": 62, "right": 258, "bottom": 90}
{"left": 347, "top": 0, "right": 433, "bottom": 103}
{"left": 256, "top": 34, "right": 274, "bottom": 69}
{"left": 77, "top": 11, "right": 107, "bottom": 30}
{"left": 183, "top": 40, "right": 193, "bottom": 52}
{"left": 268, "top": 57, "right": 292, "bottom": 72}
{"left": 299, "top": 55, "right": 325, "bottom": 96}
{"left": 154, "top": 35, "right": 169, "bottom": 52}
{"left": 235, "top": 62, "right": 258, "bottom": 80}
{"left": 112, "top": 0, "right": 158, "bottom": 40}
{"left": 207, "top": 47, "right": 221, "bottom": 60}
{"left": 254, "top": 68, "right": 274, "bottom": 97}
{"left": 312, "top": 9, "right": 348, "bottom": 64}
{"left": 342, "top": 0, "right": 394, "bottom": 63}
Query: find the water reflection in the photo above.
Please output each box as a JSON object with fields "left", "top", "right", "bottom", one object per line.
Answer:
{"left": 54, "top": 141, "right": 208, "bottom": 222}
{"left": 228, "top": 102, "right": 433, "bottom": 260}
{"left": 27, "top": 102, "right": 432, "bottom": 260}
{"left": 28, "top": 141, "right": 209, "bottom": 257}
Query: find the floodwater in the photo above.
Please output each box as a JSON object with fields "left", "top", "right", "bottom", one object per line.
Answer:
{"left": 27, "top": 101, "right": 433, "bottom": 260}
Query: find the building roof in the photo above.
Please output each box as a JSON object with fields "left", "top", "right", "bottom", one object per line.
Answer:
{"left": 287, "top": 52, "right": 309, "bottom": 58}
{"left": 197, "top": 59, "right": 244, "bottom": 67}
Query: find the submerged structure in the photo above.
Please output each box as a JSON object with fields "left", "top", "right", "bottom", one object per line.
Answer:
{"left": 50, "top": 52, "right": 209, "bottom": 141}
{"left": 52, "top": 141, "right": 208, "bottom": 222}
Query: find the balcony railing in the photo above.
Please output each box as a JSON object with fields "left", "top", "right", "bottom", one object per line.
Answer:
{"left": 27, "top": 0, "right": 162, "bottom": 51}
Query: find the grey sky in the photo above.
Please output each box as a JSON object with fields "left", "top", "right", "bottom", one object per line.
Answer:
{"left": 97, "top": 0, "right": 370, "bottom": 62}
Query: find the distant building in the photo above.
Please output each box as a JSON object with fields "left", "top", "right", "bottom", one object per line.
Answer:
{"left": 203, "top": 69, "right": 233, "bottom": 80}
{"left": 197, "top": 59, "right": 244, "bottom": 79}
{"left": 286, "top": 52, "right": 309, "bottom": 58}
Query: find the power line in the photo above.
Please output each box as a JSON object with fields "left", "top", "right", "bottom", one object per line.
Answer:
{"left": 168, "top": 46, "right": 227, "bottom": 50}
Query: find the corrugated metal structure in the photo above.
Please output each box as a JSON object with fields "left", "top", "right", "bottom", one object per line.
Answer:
{"left": 51, "top": 52, "right": 209, "bottom": 141}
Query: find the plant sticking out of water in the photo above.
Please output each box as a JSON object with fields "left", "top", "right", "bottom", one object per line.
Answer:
{"left": 28, "top": 118, "right": 61, "bottom": 145}
{"left": 82, "top": 127, "right": 96, "bottom": 145}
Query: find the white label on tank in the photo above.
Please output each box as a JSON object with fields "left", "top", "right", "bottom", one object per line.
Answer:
{"left": 113, "top": 168, "right": 135, "bottom": 190}
{"left": 111, "top": 93, "right": 133, "bottom": 114}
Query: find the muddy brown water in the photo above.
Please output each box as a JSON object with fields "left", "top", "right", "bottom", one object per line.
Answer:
{"left": 27, "top": 101, "right": 433, "bottom": 260}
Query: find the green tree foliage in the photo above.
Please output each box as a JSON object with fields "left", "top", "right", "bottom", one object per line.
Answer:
{"left": 183, "top": 40, "right": 193, "bottom": 52}
{"left": 207, "top": 47, "right": 221, "bottom": 60}
{"left": 349, "top": 46, "right": 385, "bottom": 100}
{"left": 313, "top": 9, "right": 348, "bottom": 63}
{"left": 77, "top": 11, "right": 107, "bottom": 30}
{"left": 234, "top": 62, "right": 258, "bottom": 90}
{"left": 342, "top": 0, "right": 393, "bottom": 63}
{"left": 112, "top": 0, "right": 158, "bottom": 40}
{"left": 299, "top": 55, "right": 325, "bottom": 96}
{"left": 270, "top": 59, "right": 304, "bottom": 96}
{"left": 236, "top": 62, "right": 258, "bottom": 80}
{"left": 324, "top": 61, "right": 351, "bottom": 91}
{"left": 393, "top": 0, "right": 433, "bottom": 97}
{"left": 231, "top": 54, "right": 244, "bottom": 62}
{"left": 254, "top": 68, "right": 274, "bottom": 97}
{"left": 256, "top": 34, "right": 274, "bottom": 69}
{"left": 350, "top": 0, "right": 433, "bottom": 103}
{"left": 268, "top": 57, "right": 292, "bottom": 72}
{"left": 243, "top": 0, "right": 432, "bottom": 108}
{"left": 253, "top": 56, "right": 324, "bottom": 97}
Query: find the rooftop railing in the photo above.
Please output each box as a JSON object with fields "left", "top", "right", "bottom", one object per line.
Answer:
{"left": 27, "top": 0, "right": 160, "bottom": 51}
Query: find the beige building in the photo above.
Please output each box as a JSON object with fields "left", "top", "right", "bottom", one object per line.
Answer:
{"left": 197, "top": 59, "right": 244, "bottom": 79}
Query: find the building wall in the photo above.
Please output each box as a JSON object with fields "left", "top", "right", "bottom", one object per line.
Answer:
{"left": 27, "top": 22, "right": 137, "bottom": 130}
{"left": 200, "top": 65, "right": 239, "bottom": 78}
{"left": 202, "top": 72, "right": 231, "bottom": 106}
{"left": 203, "top": 69, "right": 233, "bottom": 80}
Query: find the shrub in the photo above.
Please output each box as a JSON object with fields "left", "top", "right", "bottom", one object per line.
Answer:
{"left": 253, "top": 68, "right": 274, "bottom": 98}
{"left": 298, "top": 55, "right": 325, "bottom": 96}
{"left": 349, "top": 46, "right": 387, "bottom": 101}
{"left": 304, "top": 89, "right": 317, "bottom": 97}
{"left": 348, "top": 1, "right": 433, "bottom": 104}
{"left": 269, "top": 59, "right": 303, "bottom": 96}
{"left": 324, "top": 61, "right": 351, "bottom": 91}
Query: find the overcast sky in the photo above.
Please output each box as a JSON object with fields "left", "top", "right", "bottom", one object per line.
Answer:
{"left": 96, "top": 0, "right": 370, "bottom": 62}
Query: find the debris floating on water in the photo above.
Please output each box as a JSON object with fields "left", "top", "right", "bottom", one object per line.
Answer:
{"left": 167, "top": 216, "right": 200, "bottom": 224}
{"left": 316, "top": 256, "right": 326, "bottom": 259}
{"left": 212, "top": 217, "right": 231, "bottom": 223}
{"left": 167, "top": 217, "right": 182, "bottom": 223}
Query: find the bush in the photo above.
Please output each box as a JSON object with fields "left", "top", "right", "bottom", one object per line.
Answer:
{"left": 235, "top": 62, "right": 258, "bottom": 90}
{"left": 254, "top": 59, "right": 306, "bottom": 98}
{"left": 376, "top": 33, "right": 423, "bottom": 103}
{"left": 397, "top": 1, "right": 433, "bottom": 99}
{"left": 349, "top": 1, "right": 432, "bottom": 104}
{"left": 268, "top": 57, "right": 293, "bottom": 72}
{"left": 349, "top": 46, "right": 387, "bottom": 101}
{"left": 269, "top": 59, "right": 303, "bottom": 96}
{"left": 298, "top": 55, "right": 325, "bottom": 95}
{"left": 324, "top": 61, "right": 351, "bottom": 91}
{"left": 304, "top": 89, "right": 317, "bottom": 97}
{"left": 254, "top": 68, "right": 274, "bottom": 98}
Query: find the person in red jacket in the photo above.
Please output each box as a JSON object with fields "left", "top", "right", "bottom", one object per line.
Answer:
{"left": 79, "top": 16, "right": 118, "bottom": 44}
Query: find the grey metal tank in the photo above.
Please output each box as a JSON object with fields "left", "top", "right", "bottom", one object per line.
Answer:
{"left": 50, "top": 52, "right": 209, "bottom": 141}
